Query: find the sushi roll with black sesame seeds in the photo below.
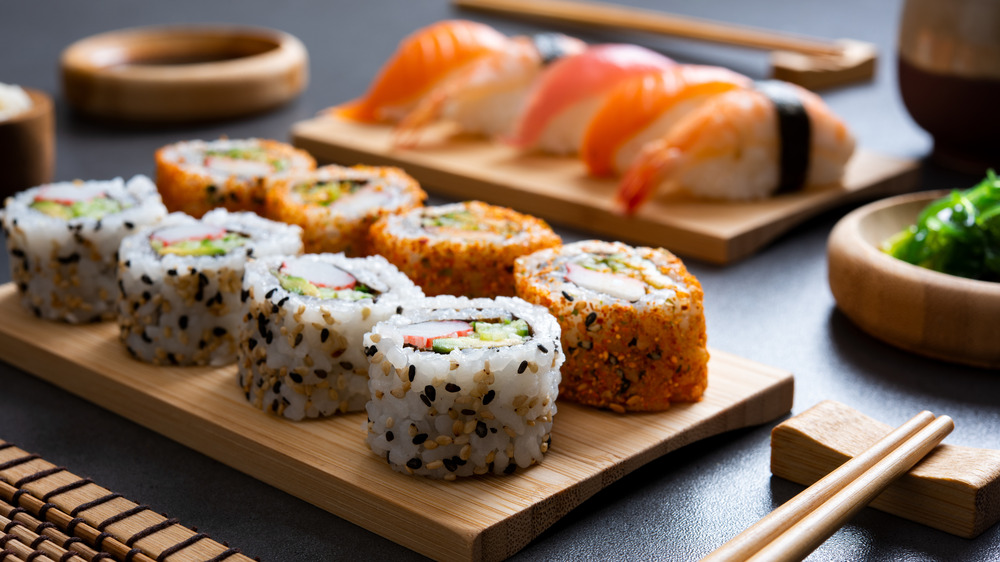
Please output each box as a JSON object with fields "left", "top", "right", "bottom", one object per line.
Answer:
{"left": 263, "top": 164, "right": 426, "bottom": 256}
{"left": 514, "top": 240, "right": 708, "bottom": 413}
{"left": 117, "top": 209, "right": 303, "bottom": 366}
{"left": 238, "top": 253, "right": 424, "bottom": 420}
{"left": 363, "top": 295, "right": 563, "bottom": 480}
{"left": 0, "top": 176, "right": 167, "bottom": 323}
{"left": 155, "top": 138, "right": 316, "bottom": 218}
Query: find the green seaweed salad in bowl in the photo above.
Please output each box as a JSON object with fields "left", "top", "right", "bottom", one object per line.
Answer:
{"left": 882, "top": 171, "right": 1000, "bottom": 282}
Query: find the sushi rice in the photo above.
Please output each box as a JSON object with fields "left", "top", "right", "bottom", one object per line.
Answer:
{"left": 1, "top": 175, "right": 167, "bottom": 323}
{"left": 364, "top": 295, "right": 564, "bottom": 479}
{"left": 238, "top": 253, "right": 424, "bottom": 420}
{"left": 117, "top": 209, "right": 302, "bottom": 366}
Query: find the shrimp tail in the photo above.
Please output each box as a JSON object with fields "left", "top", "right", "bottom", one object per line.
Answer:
{"left": 329, "top": 98, "right": 370, "bottom": 121}
{"left": 615, "top": 140, "right": 677, "bottom": 214}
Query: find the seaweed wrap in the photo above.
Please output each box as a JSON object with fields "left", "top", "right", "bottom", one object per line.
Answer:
{"left": 1, "top": 176, "right": 167, "bottom": 323}
{"left": 238, "top": 253, "right": 424, "bottom": 420}
{"left": 364, "top": 295, "right": 563, "bottom": 479}
{"left": 155, "top": 138, "right": 316, "bottom": 217}
{"left": 370, "top": 201, "right": 561, "bottom": 297}
{"left": 264, "top": 164, "right": 425, "bottom": 256}
{"left": 117, "top": 209, "right": 302, "bottom": 366}
{"left": 514, "top": 240, "right": 708, "bottom": 412}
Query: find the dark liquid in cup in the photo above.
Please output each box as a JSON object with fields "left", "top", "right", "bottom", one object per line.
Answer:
{"left": 898, "top": 56, "right": 1000, "bottom": 172}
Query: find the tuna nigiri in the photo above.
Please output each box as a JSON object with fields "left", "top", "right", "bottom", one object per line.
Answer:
{"left": 508, "top": 44, "right": 675, "bottom": 155}
{"left": 393, "top": 33, "right": 587, "bottom": 147}
{"left": 616, "top": 80, "right": 856, "bottom": 211}
{"left": 581, "top": 65, "right": 751, "bottom": 177}
{"left": 334, "top": 20, "right": 510, "bottom": 123}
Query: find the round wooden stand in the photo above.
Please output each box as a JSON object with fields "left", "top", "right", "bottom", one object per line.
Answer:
{"left": 0, "top": 88, "right": 55, "bottom": 198}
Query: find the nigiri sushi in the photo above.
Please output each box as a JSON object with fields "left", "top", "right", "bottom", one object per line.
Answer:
{"left": 616, "top": 80, "right": 856, "bottom": 210}
{"left": 508, "top": 44, "right": 675, "bottom": 155}
{"left": 334, "top": 20, "right": 510, "bottom": 124}
{"left": 581, "top": 65, "right": 751, "bottom": 177}
{"left": 393, "top": 33, "right": 587, "bottom": 147}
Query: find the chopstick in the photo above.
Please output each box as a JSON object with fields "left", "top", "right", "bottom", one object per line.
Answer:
{"left": 703, "top": 411, "right": 954, "bottom": 562}
{"left": 453, "top": 0, "right": 843, "bottom": 56}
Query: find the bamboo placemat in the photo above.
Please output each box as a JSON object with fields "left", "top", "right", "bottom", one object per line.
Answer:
{"left": 0, "top": 441, "right": 253, "bottom": 562}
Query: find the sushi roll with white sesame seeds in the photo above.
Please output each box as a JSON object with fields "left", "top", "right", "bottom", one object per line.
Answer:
{"left": 1, "top": 176, "right": 167, "bottom": 323}
{"left": 514, "top": 240, "right": 708, "bottom": 413}
{"left": 117, "top": 209, "right": 303, "bottom": 366}
{"left": 238, "top": 253, "right": 424, "bottom": 420}
{"left": 364, "top": 295, "right": 563, "bottom": 479}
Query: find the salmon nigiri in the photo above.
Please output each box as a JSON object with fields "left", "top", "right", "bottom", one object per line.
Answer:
{"left": 581, "top": 65, "right": 751, "bottom": 177}
{"left": 508, "top": 44, "right": 675, "bottom": 155}
{"left": 616, "top": 81, "right": 856, "bottom": 211}
{"left": 392, "top": 33, "right": 587, "bottom": 147}
{"left": 334, "top": 20, "right": 510, "bottom": 123}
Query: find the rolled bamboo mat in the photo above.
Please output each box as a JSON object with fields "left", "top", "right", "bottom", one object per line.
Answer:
{"left": 0, "top": 440, "right": 254, "bottom": 562}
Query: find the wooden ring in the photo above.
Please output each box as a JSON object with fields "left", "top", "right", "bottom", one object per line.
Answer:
{"left": 828, "top": 190, "right": 1000, "bottom": 369}
{"left": 60, "top": 25, "right": 309, "bottom": 123}
{"left": 0, "top": 88, "right": 55, "bottom": 197}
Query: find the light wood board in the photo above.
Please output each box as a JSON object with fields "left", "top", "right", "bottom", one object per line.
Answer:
{"left": 291, "top": 115, "right": 919, "bottom": 264}
{"left": 0, "top": 283, "right": 794, "bottom": 561}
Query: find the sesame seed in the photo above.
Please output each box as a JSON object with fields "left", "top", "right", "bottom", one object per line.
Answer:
{"left": 445, "top": 383, "right": 460, "bottom": 392}
{"left": 412, "top": 433, "right": 428, "bottom": 445}
{"left": 561, "top": 291, "right": 574, "bottom": 301}
{"left": 517, "top": 360, "right": 528, "bottom": 374}
{"left": 482, "top": 390, "right": 495, "bottom": 405}
{"left": 408, "top": 365, "right": 415, "bottom": 382}
{"left": 537, "top": 344, "right": 548, "bottom": 353}
{"left": 424, "top": 385, "right": 436, "bottom": 401}
{"left": 585, "top": 312, "right": 597, "bottom": 326}
{"left": 386, "top": 431, "right": 394, "bottom": 442}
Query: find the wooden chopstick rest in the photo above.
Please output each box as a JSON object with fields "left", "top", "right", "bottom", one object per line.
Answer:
{"left": 771, "top": 400, "right": 1000, "bottom": 538}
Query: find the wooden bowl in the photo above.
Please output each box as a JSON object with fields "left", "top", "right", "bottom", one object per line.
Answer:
{"left": 828, "top": 190, "right": 1000, "bottom": 369}
{"left": 0, "top": 88, "right": 55, "bottom": 198}
{"left": 61, "top": 25, "right": 308, "bottom": 123}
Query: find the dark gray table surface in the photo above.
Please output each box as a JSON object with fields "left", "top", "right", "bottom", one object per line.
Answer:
{"left": 2, "top": 1, "right": 998, "bottom": 561}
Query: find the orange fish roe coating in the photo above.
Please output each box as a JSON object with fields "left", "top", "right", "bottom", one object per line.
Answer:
{"left": 514, "top": 240, "right": 708, "bottom": 412}
{"left": 264, "top": 164, "right": 426, "bottom": 256}
{"left": 371, "top": 201, "right": 562, "bottom": 298}
{"left": 155, "top": 138, "right": 316, "bottom": 218}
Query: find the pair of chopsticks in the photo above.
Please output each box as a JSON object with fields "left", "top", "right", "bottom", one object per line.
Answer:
{"left": 703, "top": 411, "right": 953, "bottom": 562}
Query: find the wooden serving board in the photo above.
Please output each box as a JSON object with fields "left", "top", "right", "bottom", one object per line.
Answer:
{"left": 0, "top": 283, "right": 794, "bottom": 561}
{"left": 291, "top": 115, "right": 919, "bottom": 264}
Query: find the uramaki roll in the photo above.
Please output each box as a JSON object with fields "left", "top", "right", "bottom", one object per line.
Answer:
{"left": 370, "top": 200, "right": 561, "bottom": 297}
{"left": 155, "top": 138, "right": 316, "bottom": 217}
{"left": 514, "top": 240, "right": 708, "bottom": 412}
{"left": 264, "top": 164, "right": 425, "bottom": 256}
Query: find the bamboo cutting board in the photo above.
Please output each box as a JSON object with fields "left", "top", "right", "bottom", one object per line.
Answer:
{"left": 291, "top": 115, "right": 919, "bottom": 264}
{"left": 0, "top": 283, "right": 793, "bottom": 561}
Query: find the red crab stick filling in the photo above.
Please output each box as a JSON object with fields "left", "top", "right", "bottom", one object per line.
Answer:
{"left": 400, "top": 320, "right": 474, "bottom": 349}
{"left": 280, "top": 259, "right": 357, "bottom": 290}
{"left": 151, "top": 223, "right": 227, "bottom": 246}
{"left": 565, "top": 262, "right": 646, "bottom": 302}
{"left": 34, "top": 184, "right": 106, "bottom": 204}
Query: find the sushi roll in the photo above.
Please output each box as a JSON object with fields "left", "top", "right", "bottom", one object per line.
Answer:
{"left": 1, "top": 176, "right": 167, "bottom": 323}
{"left": 370, "top": 201, "right": 561, "bottom": 298}
{"left": 155, "top": 138, "right": 316, "bottom": 218}
{"left": 238, "top": 253, "right": 424, "bottom": 420}
{"left": 117, "top": 209, "right": 303, "bottom": 366}
{"left": 364, "top": 295, "right": 564, "bottom": 479}
{"left": 263, "top": 164, "right": 426, "bottom": 256}
{"left": 514, "top": 240, "right": 708, "bottom": 412}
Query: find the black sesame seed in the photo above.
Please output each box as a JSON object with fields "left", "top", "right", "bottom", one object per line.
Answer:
{"left": 277, "top": 296, "right": 289, "bottom": 307}
{"left": 445, "top": 383, "right": 460, "bottom": 393}
{"left": 504, "top": 463, "right": 517, "bottom": 475}
{"left": 365, "top": 345, "right": 377, "bottom": 357}
{"left": 518, "top": 360, "right": 528, "bottom": 374}
{"left": 338, "top": 361, "right": 352, "bottom": 371}
{"left": 16, "top": 282, "right": 27, "bottom": 292}
{"left": 585, "top": 312, "right": 597, "bottom": 326}
{"left": 257, "top": 313, "right": 268, "bottom": 337}
{"left": 628, "top": 337, "right": 638, "bottom": 347}
{"left": 11, "top": 249, "right": 24, "bottom": 258}
{"left": 412, "top": 433, "right": 428, "bottom": 445}
{"left": 406, "top": 458, "right": 422, "bottom": 470}
{"left": 140, "top": 331, "right": 152, "bottom": 343}
{"left": 166, "top": 352, "right": 178, "bottom": 365}
{"left": 206, "top": 184, "right": 217, "bottom": 193}
{"left": 490, "top": 427, "right": 497, "bottom": 434}
{"left": 140, "top": 274, "right": 153, "bottom": 285}
{"left": 178, "top": 315, "right": 188, "bottom": 330}
{"left": 482, "top": 390, "right": 495, "bottom": 405}
{"left": 461, "top": 409, "right": 476, "bottom": 416}
{"left": 265, "top": 331, "right": 273, "bottom": 345}
{"left": 561, "top": 291, "right": 574, "bottom": 301}
{"left": 240, "top": 289, "right": 249, "bottom": 302}
{"left": 294, "top": 333, "right": 303, "bottom": 347}
{"left": 314, "top": 369, "right": 328, "bottom": 379}
{"left": 124, "top": 221, "right": 135, "bottom": 229}
{"left": 419, "top": 394, "right": 432, "bottom": 407}
{"left": 475, "top": 421, "right": 487, "bottom": 438}
{"left": 167, "top": 269, "right": 178, "bottom": 276}
{"left": 57, "top": 253, "right": 81, "bottom": 265}
{"left": 290, "top": 372, "right": 303, "bottom": 384}
{"left": 198, "top": 339, "right": 207, "bottom": 350}
{"left": 248, "top": 338, "right": 257, "bottom": 350}
{"left": 454, "top": 457, "right": 467, "bottom": 467}
{"left": 386, "top": 431, "right": 394, "bottom": 442}
{"left": 408, "top": 365, "right": 415, "bottom": 382}
{"left": 537, "top": 344, "right": 548, "bottom": 353}
{"left": 271, "top": 399, "right": 279, "bottom": 412}
{"left": 141, "top": 291, "right": 151, "bottom": 302}
{"left": 271, "top": 304, "right": 279, "bottom": 314}
{"left": 265, "top": 288, "right": 278, "bottom": 299}
{"left": 442, "top": 458, "right": 457, "bottom": 472}
{"left": 273, "top": 381, "right": 282, "bottom": 393}
{"left": 118, "top": 279, "right": 126, "bottom": 296}
{"left": 424, "top": 385, "right": 436, "bottom": 401}
{"left": 94, "top": 219, "right": 102, "bottom": 231}
{"left": 212, "top": 327, "right": 227, "bottom": 337}
{"left": 319, "top": 329, "right": 330, "bottom": 343}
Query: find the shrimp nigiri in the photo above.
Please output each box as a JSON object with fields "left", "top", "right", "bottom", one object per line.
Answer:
{"left": 334, "top": 20, "right": 510, "bottom": 123}
{"left": 393, "top": 33, "right": 587, "bottom": 147}
{"left": 581, "top": 65, "right": 752, "bottom": 177}
{"left": 508, "top": 44, "right": 675, "bottom": 155}
{"left": 616, "top": 81, "right": 856, "bottom": 211}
